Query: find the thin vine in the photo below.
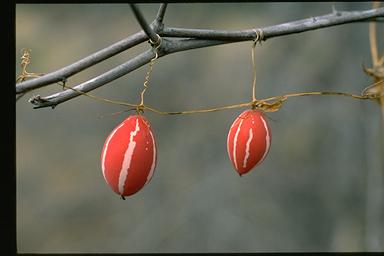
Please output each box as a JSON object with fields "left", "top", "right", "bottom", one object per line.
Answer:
{"left": 363, "top": 1, "right": 384, "bottom": 120}
{"left": 16, "top": 49, "right": 45, "bottom": 101}
{"left": 16, "top": 30, "right": 381, "bottom": 117}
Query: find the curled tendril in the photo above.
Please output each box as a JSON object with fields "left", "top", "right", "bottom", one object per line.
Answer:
{"left": 139, "top": 33, "right": 162, "bottom": 108}
{"left": 16, "top": 48, "right": 45, "bottom": 83}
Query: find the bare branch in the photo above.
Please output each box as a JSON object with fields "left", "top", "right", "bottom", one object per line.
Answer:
{"left": 19, "top": 7, "right": 384, "bottom": 109}
{"left": 16, "top": 31, "right": 147, "bottom": 94}
{"left": 163, "top": 38, "right": 231, "bottom": 54}
{"left": 16, "top": 4, "right": 168, "bottom": 96}
{"left": 28, "top": 37, "right": 231, "bottom": 109}
{"left": 30, "top": 49, "right": 155, "bottom": 109}
{"left": 161, "top": 8, "right": 384, "bottom": 40}
{"left": 154, "top": 3, "right": 168, "bottom": 29}
{"left": 130, "top": 4, "right": 160, "bottom": 44}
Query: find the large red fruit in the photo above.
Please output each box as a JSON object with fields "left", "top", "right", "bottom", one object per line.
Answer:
{"left": 101, "top": 115, "right": 157, "bottom": 197}
{"left": 227, "top": 109, "right": 271, "bottom": 176}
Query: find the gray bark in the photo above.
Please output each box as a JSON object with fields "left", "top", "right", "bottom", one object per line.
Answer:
{"left": 15, "top": 5, "right": 384, "bottom": 109}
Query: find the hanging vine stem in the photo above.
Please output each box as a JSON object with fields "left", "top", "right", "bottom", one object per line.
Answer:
{"left": 363, "top": 2, "right": 384, "bottom": 252}
{"left": 363, "top": 1, "right": 384, "bottom": 123}
{"left": 251, "top": 29, "right": 264, "bottom": 104}
{"left": 138, "top": 34, "right": 162, "bottom": 112}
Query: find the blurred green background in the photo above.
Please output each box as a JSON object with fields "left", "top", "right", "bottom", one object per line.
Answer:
{"left": 16, "top": 3, "right": 383, "bottom": 253}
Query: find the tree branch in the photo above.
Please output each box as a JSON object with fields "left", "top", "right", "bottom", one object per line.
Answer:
{"left": 160, "top": 8, "right": 384, "bottom": 40}
{"left": 130, "top": 4, "right": 160, "bottom": 44}
{"left": 16, "top": 4, "right": 168, "bottom": 95}
{"left": 17, "top": 6, "right": 384, "bottom": 109}
{"left": 154, "top": 3, "right": 168, "bottom": 29}
{"left": 15, "top": 31, "right": 147, "bottom": 94}
{"left": 29, "top": 49, "right": 156, "bottom": 109}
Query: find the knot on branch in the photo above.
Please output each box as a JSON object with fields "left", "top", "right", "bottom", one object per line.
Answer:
{"left": 361, "top": 80, "right": 384, "bottom": 102}
{"left": 253, "top": 29, "right": 265, "bottom": 44}
{"left": 135, "top": 104, "right": 146, "bottom": 115}
{"left": 29, "top": 95, "right": 57, "bottom": 109}
{"left": 28, "top": 95, "right": 49, "bottom": 105}
{"left": 148, "top": 33, "right": 162, "bottom": 49}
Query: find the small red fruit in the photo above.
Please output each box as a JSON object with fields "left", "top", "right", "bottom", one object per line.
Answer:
{"left": 227, "top": 109, "right": 271, "bottom": 176}
{"left": 101, "top": 115, "right": 157, "bottom": 197}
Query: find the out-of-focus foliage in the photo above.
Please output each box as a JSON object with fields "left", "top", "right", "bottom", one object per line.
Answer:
{"left": 16, "top": 3, "right": 383, "bottom": 253}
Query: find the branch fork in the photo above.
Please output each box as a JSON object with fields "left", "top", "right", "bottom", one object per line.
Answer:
{"left": 15, "top": 4, "right": 384, "bottom": 109}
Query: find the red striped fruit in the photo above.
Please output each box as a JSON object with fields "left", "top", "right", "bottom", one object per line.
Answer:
{"left": 101, "top": 115, "right": 157, "bottom": 197}
{"left": 227, "top": 109, "right": 271, "bottom": 176}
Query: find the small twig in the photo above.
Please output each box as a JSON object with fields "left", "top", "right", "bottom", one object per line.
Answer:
{"left": 130, "top": 4, "right": 161, "bottom": 45}
{"left": 154, "top": 3, "right": 168, "bottom": 29}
